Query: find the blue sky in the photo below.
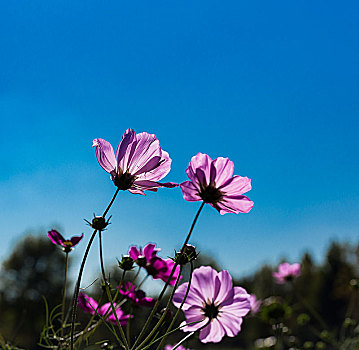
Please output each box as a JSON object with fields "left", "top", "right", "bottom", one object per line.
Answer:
{"left": 1, "top": 1, "right": 359, "bottom": 286}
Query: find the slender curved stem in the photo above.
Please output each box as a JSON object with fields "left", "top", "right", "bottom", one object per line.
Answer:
{"left": 99, "top": 229, "right": 129, "bottom": 349}
{"left": 61, "top": 252, "right": 69, "bottom": 337}
{"left": 99, "top": 231, "right": 107, "bottom": 282}
{"left": 171, "top": 319, "right": 209, "bottom": 350}
{"left": 135, "top": 266, "right": 183, "bottom": 350}
{"left": 180, "top": 202, "right": 205, "bottom": 252}
{"left": 131, "top": 202, "right": 205, "bottom": 350}
{"left": 70, "top": 187, "right": 120, "bottom": 350}
{"left": 156, "top": 261, "right": 194, "bottom": 350}
{"left": 171, "top": 332, "right": 195, "bottom": 350}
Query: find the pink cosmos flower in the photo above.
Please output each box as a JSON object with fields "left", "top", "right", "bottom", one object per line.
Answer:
{"left": 118, "top": 281, "right": 156, "bottom": 307}
{"left": 180, "top": 153, "right": 253, "bottom": 215}
{"left": 273, "top": 262, "right": 301, "bottom": 284}
{"left": 78, "top": 292, "right": 130, "bottom": 326}
{"left": 92, "top": 128, "right": 177, "bottom": 195}
{"left": 249, "top": 294, "right": 262, "bottom": 314}
{"left": 48, "top": 229, "right": 83, "bottom": 253}
{"left": 129, "top": 243, "right": 181, "bottom": 286}
{"left": 173, "top": 266, "right": 251, "bottom": 343}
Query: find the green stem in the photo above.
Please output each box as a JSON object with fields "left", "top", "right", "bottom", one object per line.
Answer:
{"left": 131, "top": 202, "right": 205, "bottom": 350}
{"left": 70, "top": 187, "right": 120, "bottom": 350}
{"left": 156, "top": 261, "right": 194, "bottom": 350}
{"left": 99, "top": 229, "right": 129, "bottom": 349}
{"left": 137, "top": 274, "right": 149, "bottom": 290}
{"left": 135, "top": 266, "right": 183, "bottom": 350}
{"left": 126, "top": 306, "right": 133, "bottom": 347}
{"left": 61, "top": 252, "right": 69, "bottom": 337}
{"left": 171, "top": 332, "right": 195, "bottom": 350}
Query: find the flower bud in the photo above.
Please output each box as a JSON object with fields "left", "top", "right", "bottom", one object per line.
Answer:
{"left": 85, "top": 215, "right": 111, "bottom": 231}
{"left": 118, "top": 255, "right": 134, "bottom": 271}
{"left": 173, "top": 244, "right": 199, "bottom": 266}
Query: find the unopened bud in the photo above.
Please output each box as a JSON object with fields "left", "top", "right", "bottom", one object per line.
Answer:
{"left": 173, "top": 244, "right": 199, "bottom": 266}
{"left": 118, "top": 255, "right": 134, "bottom": 271}
{"left": 85, "top": 214, "right": 111, "bottom": 231}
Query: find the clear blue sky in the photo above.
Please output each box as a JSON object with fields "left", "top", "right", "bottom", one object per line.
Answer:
{"left": 1, "top": 1, "right": 358, "bottom": 285}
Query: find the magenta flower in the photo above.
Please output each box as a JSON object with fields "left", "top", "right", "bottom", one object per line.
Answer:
{"left": 78, "top": 293, "right": 130, "bottom": 326}
{"left": 249, "top": 294, "right": 262, "bottom": 314}
{"left": 118, "top": 281, "right": 156, "bottom": 307}
{"left": 129, "top": 243, "right": 181, "bottom": 286}
{"left": 92, "top": 128, "right": 177, "bottom": 195}
{"left": 273, "top": 262, "right": 301, "bottom": 284}
{"left": 48, "top": 229, "right": 83, "bottom": 253}
{"left": 173, "top": 266, "right": 251, "bottom": 343}
{"left": 180, "top": 153, "right": 253, "bottom": 215}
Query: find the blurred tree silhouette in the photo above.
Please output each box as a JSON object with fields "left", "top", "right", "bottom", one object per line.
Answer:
{"left": 0, "top": 233, "right": 68, "bottom": 349}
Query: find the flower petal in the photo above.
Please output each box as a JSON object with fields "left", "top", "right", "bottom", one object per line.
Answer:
{"left": 78, "top": 293, "right": 98, "bottom": 315}
{"left": 143, "top": 243, "right": 159, "bottom": 261}
{"left": 213, "top": 270, "right": 233, "bottom": 306}
{"left": 213, "top": 195, "right": 254, "bottom": 215}
{"left": 173, "top": 283, "right": 205, "bottom": 310}
{"left": 181, "top": 306, "right": 206, "bottom": 332}
{"left": 48, "top": 230, "right": 65, "bottom": 246}
{"left": 128, "top": 246, "right": 141, "bottom": 260}
{"left": 217, "top": 312, "right": 243, "bottom": 337}
{"left": 191, "top": 266, "right": 217, "bottom": 304}
{"left": 126, "top": 132, "right": 161, "bottom": 175}
{"left": 92, "top": 138, "right": 117, "bottom": 174}
{"left": 219, "top": 175, "right": 252, "bottom": 195}
{"left": 70, "top": 233, "right": 83, "bottom": 247}
{"left": 212, "top": 157, "right": 234, "bottom": 188}
{"left": 199, "top": 319, "right": 225, "bottom": 343}
{"left": 220, "top": 287, "right": 251, "bottom": 317}
{"left": 116, "top": 128, "right": 137, "bottom": 172}
{"left": 137, "top": 150, "right": 172, "bottom": 182}
{"left": 132, "top": 180, "right": 177, "bottom": 192}
{"left": 180, "top": 181, "right": 201, "bottom": 202}
{"left": 189, "top": 153, "right": 212, "bottom": 187}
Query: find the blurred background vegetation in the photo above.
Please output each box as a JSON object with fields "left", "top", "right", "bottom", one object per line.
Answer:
{"left": 1, "top": 232, "right": 358, "bottom": 350}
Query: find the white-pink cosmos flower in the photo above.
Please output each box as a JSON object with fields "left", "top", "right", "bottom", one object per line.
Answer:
{"left": 93, "top": 128, "right": 177, "bottom": 195}
{"left": 273, "top": 262, "right": 301, "bottom": 284}
{"left": 180, "top": 153, "right": 253, "bottom": 214}
{"left": 173, "top": 266, "right": 251, "bottom": 343}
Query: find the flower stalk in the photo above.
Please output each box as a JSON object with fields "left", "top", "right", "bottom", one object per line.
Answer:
{"left": 70, "top": 187, "right": 120, "bottom": 350}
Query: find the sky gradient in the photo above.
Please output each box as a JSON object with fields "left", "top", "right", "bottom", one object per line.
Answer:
{"left": 1, "top": 1, "right": 359, "bottom": 287}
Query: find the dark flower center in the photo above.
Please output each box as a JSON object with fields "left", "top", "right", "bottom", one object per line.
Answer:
{"left": 203, "top": 303, "right": 219, "bottom": 320}
{"left": 114, "top": 171, "right": 136, "bottom": 190}
{"left": 145, "top": 265, "right": 159, "bottom": 277}
{"left": 200, "top": 185, "right": 223, "bottom": 204}
{"left": 284, "top": 275, "right": 294, "bottom": 282}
